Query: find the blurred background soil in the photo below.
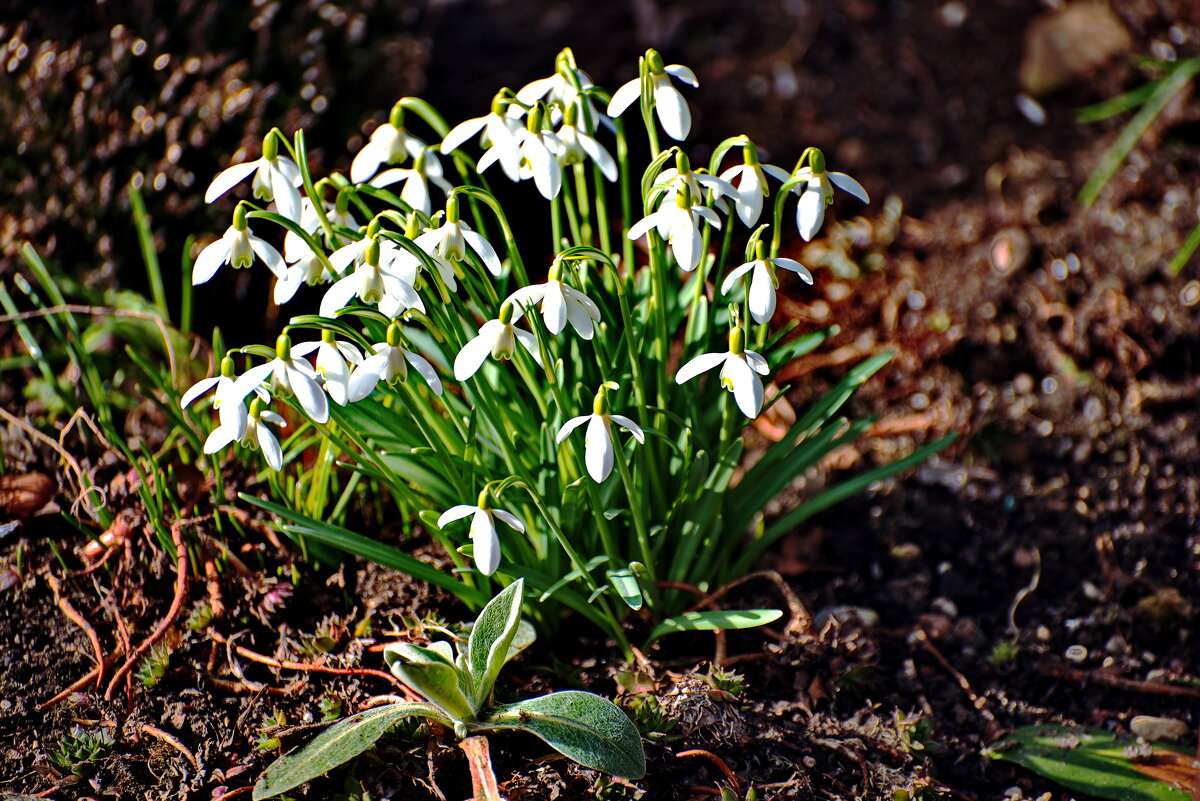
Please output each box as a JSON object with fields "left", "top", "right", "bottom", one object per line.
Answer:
{"left": 3, "top": 0, "right": 1200, "bottom": 798}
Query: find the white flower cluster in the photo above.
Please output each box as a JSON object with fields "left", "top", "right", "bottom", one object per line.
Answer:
{"left": 183, "top": 48, "right": 868, "bottom": 578}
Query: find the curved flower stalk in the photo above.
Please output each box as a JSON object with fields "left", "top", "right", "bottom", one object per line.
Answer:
{"left": 556, "top": 387, "right": 644, "bottom": 483}
{"left": 721, "top": 240, "right": 813, "bottom": 324}
{"left": 719, "top": 140, "right": 791, "bottom": 227}
{"left": 371, "top": 149, "right": 453, "bottom": 216}
{"left": 205, "top": 131, "right": 303, "bottom": 222}
{"left": 441, "top": 90, "right": 524, "bottom": 182}
{"left": 291, "top": 331, "right": 361, "bottom": 407}
{"left": 349, "top": 321, "right": 443, "bottom": 402}
{"left": 607, "top": 49, "right": 698, "bottom": 141}
{"left": 506, "top": 258, "right": 601, "bottom": 339}
{"left": 437, "top": 489, "right": 525, "bottom": 576}
{"left": 676, "top": 324, "right": 770, "bottom": 418}
{"left": 413, "top": 195, "right": 503, "bottom": 277}
{"left": 789, "top": 147, "right": 870, "bottom": 241}
{"left": 351, "top": 102, "right": 428, "bottom": 184}
{"left": 192, "top": 204, "right": 286, "bottom": 285}
{"left": 454, "top": 301, "right": 542, "bottom": 381}
{"left": 204, "top": 396, "right": 288, "bottom": 471}
{"left": 627, "top": 183, "right": 721, "bottom": 272}
{"left": 232, "top": 334, "right": 329, "bottom": 424}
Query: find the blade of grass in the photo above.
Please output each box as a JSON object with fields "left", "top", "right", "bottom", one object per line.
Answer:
{"left": 129, "top": 182, "right": 169, "bottom": 322}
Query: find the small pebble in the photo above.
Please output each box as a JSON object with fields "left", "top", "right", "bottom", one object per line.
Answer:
{"left": 1065, "top": 644, "right": 1088, "bottom": 662}
{"left": 1130, "top": 715, "right": 1189, "bottom": 742}
{"left": 931, "top": 597, "right": 959, "bottom": 619}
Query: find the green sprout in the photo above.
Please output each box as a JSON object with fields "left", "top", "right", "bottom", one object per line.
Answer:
{"left": 51, "top": 726, "right": 115, "bottom": 778}
{"left": 254, "top": 580, "right": 645, "bottom": 799}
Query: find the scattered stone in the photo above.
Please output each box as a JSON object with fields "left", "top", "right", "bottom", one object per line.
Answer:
{"left": 1019, "top": 2, "right": 1133, "bottom": 96}
{"left": 1130, "top": 715, "right": 1189, "bottom": 742}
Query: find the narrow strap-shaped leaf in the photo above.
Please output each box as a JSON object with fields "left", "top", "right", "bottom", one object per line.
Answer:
{"left": 645, "top": 609, "right": 783, "bottom": 644}
{"left": 253, "top": 702, "right": 445, "bottom": 800}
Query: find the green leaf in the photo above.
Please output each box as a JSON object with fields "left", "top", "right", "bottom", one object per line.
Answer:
{"left": 253, "top": 702, "right": 444, "bottom": 800}
{"left": 646, "top": 609, "right": 784, "bottom": 644}
{"left": 485, "top": 691, "right": 646, "bottom": 779}
{"left": 382, "top": 643, "right": 476, "bottom": 721}
{"left": 466, "top": 579, "right": 525, "bottom": 708}
{"left": 989, "top": 725, "right": 1194, "bottom": 801}
{"left": 606, "top": 568, "right": 644, "bottom": 611}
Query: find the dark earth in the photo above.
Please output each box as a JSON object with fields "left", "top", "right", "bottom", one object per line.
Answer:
{"left": 3, "top": 1, "right": 1200, "bottom": 799}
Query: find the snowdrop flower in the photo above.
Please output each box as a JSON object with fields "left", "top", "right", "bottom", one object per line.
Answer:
{"left": 437, "top": 489, "right": 525, "bottom": 576}
{"left": 274, "top": 250, "right": 326, "bottom": 305}
{"left": 319, "top": 237, "right": 423, "bottom": 319}
{"left": 205, "top": 132, "right": 303, "bottom": 222}
{"left": 231, "top": 334, "right": 329, "bottom": 424}
{"left": 719, "top": 141, "right": 791, "bottom": 227}
{"left": 181, "top": 354, "right": 249, "bottom": 438}
{"left": 283, "top": 194, "right": 357, "bottom": 264}
{"left": 506, "top": 258, "right": 601, "bottom": 339}
{"left": 348, "top": 322, "right": 443, "bottom": 402}
{"left": 351, "top": 103, "right": 427, "bottom": 184}
{"left": 204, "top": 396, "right": 288, "bottom": 471}
{"left": 510, "top": 105, "right": 564, "bottom": 200}
{"left": 453, "top": 301, "right": 541, "bottom": 381}
{"left": 291, "top": 331, "right": 361, "bottom": 407}
{"left": 789, "top": 147, "right": 870, "bottom": 241}
{"left": 552, "top": 102, "right": 617, "bottom": 182}
{"left": 607, "top": 49, "right": 698, "bottom": 141}
{"left": 556, "top": 386, "right": 644, "bottom": 482}
{"left": 192, "top": 204, "right": 286, "bottom": 285}
{"left": 441, "top": 90, "right": 524, "bottom": 182}
{"left": 413, "top": 195, "right": 503, "bottom": 277}
{"left": 721, "top": 241, "right": 813, "bottom": 324}
{"left": 675, "top": 325, "right": 770, "bottom": 419}
{"left": 627, "top": 184, "right": 721, "bottom": 272}
{"left": 371, "top": 149, "right": 452, "bottom": 216}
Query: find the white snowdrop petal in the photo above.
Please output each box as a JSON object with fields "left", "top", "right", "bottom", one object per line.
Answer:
{"left": 654, "top": 83, "right": 691, "bottom": 141}
{"left": 319, "top": 275, "right": 361, "bottom": 318}
{"left": 181, "top": 377, "right": 220, "bottom": 408}
{"left": 584, "top": 414, "right": 614, "bottom": 482}
{"left": 470, "top": 510, "right": 501, "bottom": 576}
{"left": 203, "top": 425, "right": 238, "bottom": 455}
{"left": 513, "top": 328, "right": 543, "bottom": 366}
{"left": 290, "top": 369, "right": 330, "bottom": 424}
{"left": 192, "top": 238, "right": 232, "bottom": 285}
{"left": 748, "top": 264, "right": 777, "bottom": 323}
{"left": 463, "top": 230, "right": 503, "bottom": 277}
{"left": 745, "top": 350, "right": 770, "bottom": 375}
{"left": 608, "top": 414, "right": 645, "bottom": 443}
{"left": 454, "top": 330, "right": 496, "bottom": 381}
{"left": 437, "top": 504, "right": 476, "bottom": 527}
{"left": 205, "top": 160, "right": 260, "bottom": 204}
{"left": 664, "top": 64, "right": 699, "bottom": 87}
{"left": 724, "top": 357, "right": 764, "bottom": 418}
{"left": 775, "top": 258, "right": 813, "bottom": 283}
{"left": 829, "top": 172, "right": 870, "bottom": 203}
{"left": 403, "top": 350, "right": 443, "bottom": 396}
{"left": 676, "top": 351, "right": 728, "bottom": 384}
{"left": 555, "top": 415, "right": 591, "bottom": 444}
{"left": 258, "top": 425, "right": 284, "bottom": 470}
{"left": 796, "top": 186, "right": 825, "bottom": 241}
{"left": 720, "top": 261, "right": 756, "bottom": 295}
{"left": 606, "top": 79, "right": 641, "bottom": 117}
{"left": 249, "top": 236, "right": 287, "bottom": 279}
{"left": 351, "top": 140, "right": 385, "bottom": 183}
{"left": 440, "top": 117, "right": 488, "bottom": 155}
{"left": 492, "top": 509, "right": 526, "bottom": 534}
{"left": 541, "top": 285, "right": 567, "bottom": 335}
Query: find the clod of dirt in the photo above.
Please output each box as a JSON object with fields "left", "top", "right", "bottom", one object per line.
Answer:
{"left": 1019, "top": 1, "right": 1133, "bottom": 96}
{"left": 0, "top": 472, "right": 57, "bottom": 518}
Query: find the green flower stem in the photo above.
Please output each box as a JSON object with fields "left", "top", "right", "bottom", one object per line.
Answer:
{"left": 611, "top": 439, "right": 656, "bottom": 589}
{"left": 518, "top": 484, "right": 632, "bottom": 655}
{"left": 560, "top": 177, "right": 584, "bottom": 247}
{"left": 592, "top": 162, "right": 612, "bottom": 259}
{"left": 573, "top": 163, "right": 594, "bottom": 246}
{"left": 550, "top": 194, "right": 564, "bottom": 254}
{"left": 614, "top": 119, "right": 636, "bottom": 280}
{"left": 288, "top": 129, "right": 338, "bottom": 245}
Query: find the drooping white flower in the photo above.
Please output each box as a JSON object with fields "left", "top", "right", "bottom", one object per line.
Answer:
{"left": 347, "top": 322, "right": 443, "bottom": 402}
{"left": 720, "top": 242, "right": 813, "bottom": 324}
{"left": 205, "top": 133, "right": 303, "bottom": 222}
{"left": 413, "top": 195, "right": 503, "bottom": 277}
{"left": 607, "top": 49, "right": 698, "bottom": 141}
{"left": 274, "top": 250, "right": 326, "bottom": 305}
{"left": 370, "top": 149, "right": 453, "bottom": 216}
{"left": 351, "top": 104, "right": 428, "bottom": 183}
{"left": 506, "top": 261, "right": 601, "bottom": 339}
{"left": 789, "top": 148, "right": 870, "bottom": 241}
{"left": 453, "top": 302, "right": 541, "bottom": 381}
{"left": 291, "top": 333, "right": 361, "bottom": 407}
{"left": 556, "top": 387, "right": 645, "bottom": 482}
{"left": 675, "top": 326, "right": 770, "bottom": 419}
{"left": 192, "top": 208, "right": 286, "bottom": 285}
{"left": 231, "top": 335, "right": 329, "bottom": 424}
{"left": 441, "top": 91, "right": 524, "bottom": 182}
{"left": 203, "top": 396, "right": 288, "bottom": 471}
{"left": 283, "top": 196, "right": 357, "bottom": 264}
{"left": 437, "top": 490, "right": 525, "bottom": 576}
{"left": 627, "top": 185, "right": 721, "bottom": 272}
{"left": 502, "top": 105, "right": 564, "bottom": 200}
{"left": 319, "top": 237, "right": 423, "bottom": 319}
{"left": 181, "top": 354, "right": 250, "bottom": 438}
{"left": 551, "top": 103, "right": 617, "bottom": 181}
{"left": 718, "top": 141, "right": 791, "bottom": 227}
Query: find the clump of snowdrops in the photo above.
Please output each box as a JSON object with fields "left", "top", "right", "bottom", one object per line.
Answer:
{"left": 184, "top": 47, "right": 947, "bottom": 653}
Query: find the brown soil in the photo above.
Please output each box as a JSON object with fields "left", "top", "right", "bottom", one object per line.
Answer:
{"left": 3, "top": 1, "right": 1200, "bottom": 799}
